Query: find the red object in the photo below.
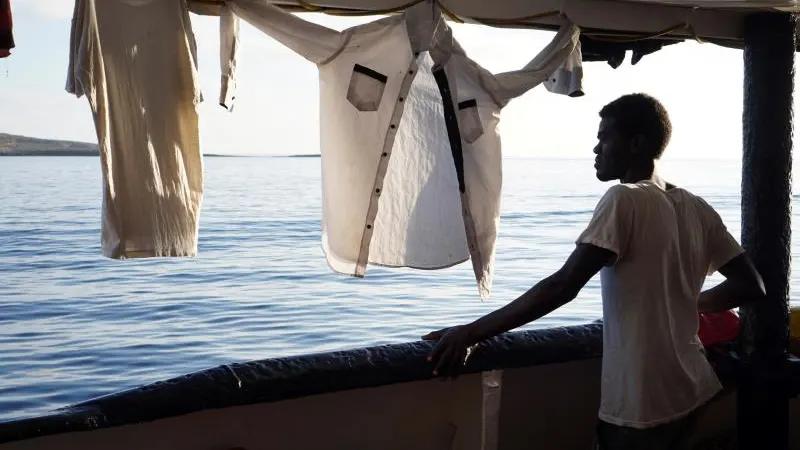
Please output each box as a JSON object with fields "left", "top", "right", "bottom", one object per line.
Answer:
{"left": 698, "top": 310, "right": 740, "bottom": 346}
{"left": 0, "top": 0, "right": 13, "bottom": 58}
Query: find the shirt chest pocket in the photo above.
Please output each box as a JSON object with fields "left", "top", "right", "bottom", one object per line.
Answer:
{"left": 346, "top": 64, "right": 388, "bottom": 112}
{"left": 457, "top": 99, "right": 484, "bottom": 143}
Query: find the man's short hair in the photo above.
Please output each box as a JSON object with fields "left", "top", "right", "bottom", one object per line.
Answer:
{"left": 599, "top": 93, "right": 672, "bottom": 159}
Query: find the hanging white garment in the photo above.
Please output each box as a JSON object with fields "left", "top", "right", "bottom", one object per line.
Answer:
{"left": 66, "top": 0, "right": 205, "bottom": 258}
{"left": 222, "top": 0, "right": 583, "bottom": 298}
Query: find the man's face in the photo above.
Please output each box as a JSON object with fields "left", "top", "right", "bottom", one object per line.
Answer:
{"left": 593, "top": 118, "right": 632, "bottom": 182}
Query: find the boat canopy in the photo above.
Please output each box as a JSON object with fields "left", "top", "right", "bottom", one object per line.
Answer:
{"left": 188, "top": 0, "right": 800, "bottom": 47}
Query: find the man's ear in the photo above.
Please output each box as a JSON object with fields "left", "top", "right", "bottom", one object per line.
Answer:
{"left": 629, "top": 134, "right": 646, "bottom": 155}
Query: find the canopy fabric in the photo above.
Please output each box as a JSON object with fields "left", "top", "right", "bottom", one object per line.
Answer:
{"left": 189, "top": 0, "right": 800, "bottom": 45}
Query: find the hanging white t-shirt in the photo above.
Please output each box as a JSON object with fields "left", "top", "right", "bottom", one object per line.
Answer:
{"left": 219, "top": 0, "right": 583, "bottom": 298}
{"left": 67, "top": 0, "right": 205, "bottom": 258}
{"left": 577, "top": 181, "right": 745, "bottom": 428}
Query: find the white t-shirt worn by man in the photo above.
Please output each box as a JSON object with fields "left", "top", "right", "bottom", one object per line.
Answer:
{"left": 576, "top": 180, "right": 745, "bottom": 429}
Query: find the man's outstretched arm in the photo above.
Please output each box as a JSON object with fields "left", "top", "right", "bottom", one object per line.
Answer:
{"left": 699, "top": 253, "right": 766, "bottom": 314}
{"left": 423, "top": 243, "right": 614, "bottom": 378}
{"left": 464, "top": 243, "right": 613, "bottom": 342}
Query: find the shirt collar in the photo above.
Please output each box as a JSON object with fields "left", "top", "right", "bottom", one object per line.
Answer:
{"left": 403, "top": 1, "right": 458, "bottom": 65}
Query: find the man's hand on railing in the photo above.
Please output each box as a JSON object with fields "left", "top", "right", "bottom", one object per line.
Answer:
{"left": 422, "top": 325, "right": 478, "bottom": 380}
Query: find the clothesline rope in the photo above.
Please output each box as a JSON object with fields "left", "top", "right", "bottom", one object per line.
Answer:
{"left": 295, "top": 0, "right": 425, "bottom": 15}
{"left": 189, "top": 0, "right": 699, "bottom": 42}
{"left": 590, "top": 23, "right": 689, "bottom": 42}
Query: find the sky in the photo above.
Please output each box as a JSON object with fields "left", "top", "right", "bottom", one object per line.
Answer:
{"left": 0, "top": 0, "right": 770, "bottom": 160}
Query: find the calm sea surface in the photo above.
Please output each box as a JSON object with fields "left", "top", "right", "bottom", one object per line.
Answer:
{"left": 1, "top": 156, "right": 799, "bottom": 421}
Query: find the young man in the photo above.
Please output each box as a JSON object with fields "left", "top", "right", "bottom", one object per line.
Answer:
{"left": 423, "top": 93, "right": 766, "bottom": 449}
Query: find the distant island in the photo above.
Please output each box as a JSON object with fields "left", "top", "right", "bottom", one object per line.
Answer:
{"left": 0, "top": 133, "right": 320, "bottom": 157}
{"left": 0, "top": 133, "right": 99, "bottom": 156}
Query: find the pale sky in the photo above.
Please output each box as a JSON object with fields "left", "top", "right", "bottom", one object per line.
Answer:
{"left": 0, "top": 0, "right": 767, "bottom": 160}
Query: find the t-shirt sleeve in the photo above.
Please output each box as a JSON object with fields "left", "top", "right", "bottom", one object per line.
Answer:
{"left": 704, "top": 204, "right": 745, "bottom": 275}
{"left": 576, "top": 186, "right": 634, "bottom": 265}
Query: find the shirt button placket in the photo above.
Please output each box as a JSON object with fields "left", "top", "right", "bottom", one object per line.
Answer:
{"left": 358, "top": 56, "right": 418, "bottom": 273}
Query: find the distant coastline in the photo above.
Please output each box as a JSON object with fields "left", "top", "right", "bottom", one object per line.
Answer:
{"left": 0, "top": 133, "right": 320, "bottom": 157}
{"left": 0, "top": 133, "right": 99, "bottom": 156}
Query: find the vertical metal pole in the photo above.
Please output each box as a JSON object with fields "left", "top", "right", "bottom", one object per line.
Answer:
{"left": 739, "top": 12, "right": 795, "bottom": 450}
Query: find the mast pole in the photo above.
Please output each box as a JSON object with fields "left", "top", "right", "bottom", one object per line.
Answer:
{"left": 739, "top": 12, "right": 795, "bottom": 450}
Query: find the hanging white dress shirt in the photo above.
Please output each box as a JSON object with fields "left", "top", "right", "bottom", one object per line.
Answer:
{"left": 220, "top": 0, "right": 583, "bottom": 298}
